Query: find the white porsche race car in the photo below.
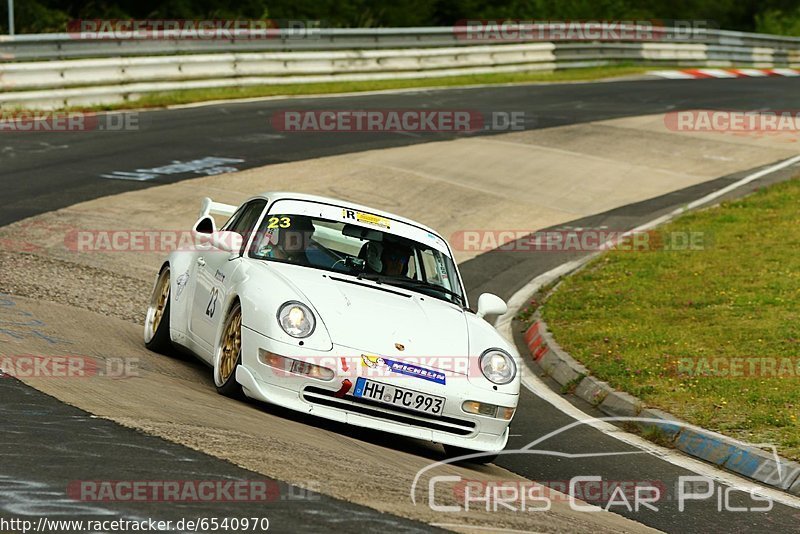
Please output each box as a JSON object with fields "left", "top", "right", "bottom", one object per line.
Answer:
{"left": 144, "top": 192, "right": 520, "bottom": 461}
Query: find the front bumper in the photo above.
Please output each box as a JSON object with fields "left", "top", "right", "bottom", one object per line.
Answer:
{"left": 238, "top": 326, "right": 516, "bottom": 452}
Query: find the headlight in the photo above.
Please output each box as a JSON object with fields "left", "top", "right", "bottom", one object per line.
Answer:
{"left": 462, "top": 401, "right": 516, "bottom": 420}
{"left": 277, "top": 301, "right": 316, "bottom": 338}
{"left": 479, "top": 349, "right": 516, "bottom": 385}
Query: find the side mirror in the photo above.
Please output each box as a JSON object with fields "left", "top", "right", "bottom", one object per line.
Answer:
{"left": 211, "top": 231, "right": 243, "bottom": 253}
{"left": 476, "top": 293, "right": 507, "bottom": 319}
{"left": 193, "top": 215, "right": 216, "bottom": 235}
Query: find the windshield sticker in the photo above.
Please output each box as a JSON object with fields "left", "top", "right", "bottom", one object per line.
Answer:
{"left": 343, "top": 209, "right": 391, "bottom": 229}
{"left": 438, "top": 261, "right": 450, "bottom": 282}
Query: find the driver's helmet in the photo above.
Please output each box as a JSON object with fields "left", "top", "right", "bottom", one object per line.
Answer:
{"left": 380, "top": 241, "right": 411, "bottom": 276}
{"left": 279, "top": 216, "right": 315, "bottom": 252}
{"left": 363, "top": 241, "right": 384, "bottom": 273}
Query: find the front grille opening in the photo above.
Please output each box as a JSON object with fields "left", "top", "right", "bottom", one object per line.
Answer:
{"left": 303, "top": 386, "right": 476, "bottom": 436}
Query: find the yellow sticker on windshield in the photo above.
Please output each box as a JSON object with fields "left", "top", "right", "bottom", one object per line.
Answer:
{"left": 342, "top": 209, "right": 391, "bottom": 229}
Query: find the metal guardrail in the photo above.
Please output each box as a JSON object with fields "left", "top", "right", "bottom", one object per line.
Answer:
{"left": 0, "top": 25, "right": 798, "bottom": 109}
{"left": 2, "top": 26, "right": 800, "bottom": 61}
{"left": 0, "top": 44, "right": 558, "bottom": 90}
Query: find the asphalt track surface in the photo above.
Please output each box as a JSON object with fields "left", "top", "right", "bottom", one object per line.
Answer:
{"left": 4, "top": 76, "right": 800, "bottom": 226}
{"left": 0, "top": 377, "right": 437, "bottom": 533}
{"left": 2, "top": 76, "right": 800, "bottom": 533}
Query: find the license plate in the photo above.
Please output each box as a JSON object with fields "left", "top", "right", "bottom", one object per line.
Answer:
{"left": 353, "top": 377, "right": 445, "bottom": 416}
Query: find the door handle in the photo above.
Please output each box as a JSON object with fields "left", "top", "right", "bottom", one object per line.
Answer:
{"left": 197, "top": 257, "right": 206, "bottom": 267}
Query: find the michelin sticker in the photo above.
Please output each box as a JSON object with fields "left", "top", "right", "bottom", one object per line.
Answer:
{"left": 362, "top": 355, "right": 446, "bottom": 385}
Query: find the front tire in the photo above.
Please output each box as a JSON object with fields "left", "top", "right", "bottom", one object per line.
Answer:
{"left": 443, "top": 444, "right": 498, "bottom": 465}
{"left": 214, "top": 301, "right": 244, "bottom": 398}
{"left": 144, "top": 266, "right": 173, "bottom": 354}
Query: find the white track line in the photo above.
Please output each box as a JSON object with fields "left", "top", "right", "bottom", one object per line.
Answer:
{"left": 649, "top": 70, "right": 697, "bottom": 79}
{"left": 697, "top": 68, "right": 739, "bottom": 78}
{"left": 771, "top": 68, "right": 800, "bottom": 77}
{"left": 432, "top": 525, "right": 544, "bottom": 534}
{"left": 734, "top": 68, "right": 769, "bottom": 77}
{"left": 653, "top": 68, "right": 800, "bottom": 79}
{"left": 496, "top": 155, "right": 800, "bottom": 509}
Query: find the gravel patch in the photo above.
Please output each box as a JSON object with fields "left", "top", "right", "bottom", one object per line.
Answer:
{"left": 0, "top": 251, "right": 150, "bottom": 324}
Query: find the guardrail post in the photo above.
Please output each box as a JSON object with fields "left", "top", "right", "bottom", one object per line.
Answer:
{"left": 6, "top": 0, "right": 13, "bottom": 36}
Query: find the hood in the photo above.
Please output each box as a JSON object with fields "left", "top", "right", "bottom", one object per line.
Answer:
{"left": 262, "top": 263, "right": 470, "bottom": 363}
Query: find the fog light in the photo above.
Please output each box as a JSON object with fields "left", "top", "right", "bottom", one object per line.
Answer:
{"left": 259, "top": 350, "right": 285, "bottom": 369}
{"left": 462, "top": 400, "right": 498, "bottom": 417}
{"left": 291, "top": 360, "right": 335, "bottom": 380}
{"left": 258, "top": 349, "right": 334, "bottom": 381}
{"left": 499, "top": 406, "right": 516, "bottom": 420}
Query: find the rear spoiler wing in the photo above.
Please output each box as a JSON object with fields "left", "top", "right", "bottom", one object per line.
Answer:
{"left": 198, "top": 197, "right": 237, "bottom": 219}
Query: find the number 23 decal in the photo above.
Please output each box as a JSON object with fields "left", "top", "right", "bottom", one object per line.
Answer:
{"left": 266, "top": 216, "right": 291, "bottom": 229}
{"left": 206, "top": 287, "right": 220, "bottom": 318}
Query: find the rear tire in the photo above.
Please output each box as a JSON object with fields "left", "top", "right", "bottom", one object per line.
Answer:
{"left": 144, "top": 266, "right": 173, "bottom": 354}
{"left": 214, "top": 301, "right": 244, "bottom": 398}
{"left": 443, "top": 444, "right": 498, "bottom": 465}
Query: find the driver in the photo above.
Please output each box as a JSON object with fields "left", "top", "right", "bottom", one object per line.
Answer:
{"left": 255, "top": 216, "right": 319, "bottom": 264}
{"left": 380, "top": 241, "right": 412, "bottom": 277}
{"left": 282, "top": 216, "right": 317, "bottom": 263}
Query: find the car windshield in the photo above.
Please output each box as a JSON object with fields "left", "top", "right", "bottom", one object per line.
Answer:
{"left": 249, "top": 213, "right": 464, "bottom": 306}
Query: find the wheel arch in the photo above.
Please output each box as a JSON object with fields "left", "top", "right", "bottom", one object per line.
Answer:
{"left": 163, "top": 252, "right": 195, "bottom": 340}
{"left": 213, "top": 290, "right": 243, "bottom": 348}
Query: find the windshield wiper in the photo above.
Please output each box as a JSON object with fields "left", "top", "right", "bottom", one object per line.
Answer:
{"left": 382, "top": 278, "right": 465, "bottom": 305}
{"left": 353, "top": 273, "right": 464, "bottom": 305}
{"left": 356, "top": 271, "right": 385, "bottom": 283}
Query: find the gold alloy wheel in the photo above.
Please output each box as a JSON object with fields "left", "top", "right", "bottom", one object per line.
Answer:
{"left": 150, "top": 269, "right": 170, "bottom": 336}
{"left": 218, "top": 306, "right": 242, "bottom": 384}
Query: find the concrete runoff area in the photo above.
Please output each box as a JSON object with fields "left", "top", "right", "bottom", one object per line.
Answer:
{"left": 0, "top": 111, "right": 798, "bottom": 531}
{"left": 0, "top": 294, "right": 656, "bottom": 533}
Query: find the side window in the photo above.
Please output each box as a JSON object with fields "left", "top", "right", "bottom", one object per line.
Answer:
{"left": 227, "top": 200, "right": 267, "bottom": 236}
{"left": 420, "top": 250, "right": 441, "bottom": 284}
{"left": 221, "top": 207, "right": 246, "bottom": 233}
{"left": 419, "top": 249, "right": 455, "bottom": 291}
{"left": 225, "top": 200, "right": 267, "bottom": 253}
{"left": 407, "top": 251, "right": 419, "bottom": 280}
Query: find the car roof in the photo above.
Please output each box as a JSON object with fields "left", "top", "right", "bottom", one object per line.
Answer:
{"left": 251, "top": 191, "right": 442, "bottom": 237}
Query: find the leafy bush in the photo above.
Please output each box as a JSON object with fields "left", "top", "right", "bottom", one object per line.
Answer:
{"left": 756, "top": 8, "right": 800, "bottom": 36}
